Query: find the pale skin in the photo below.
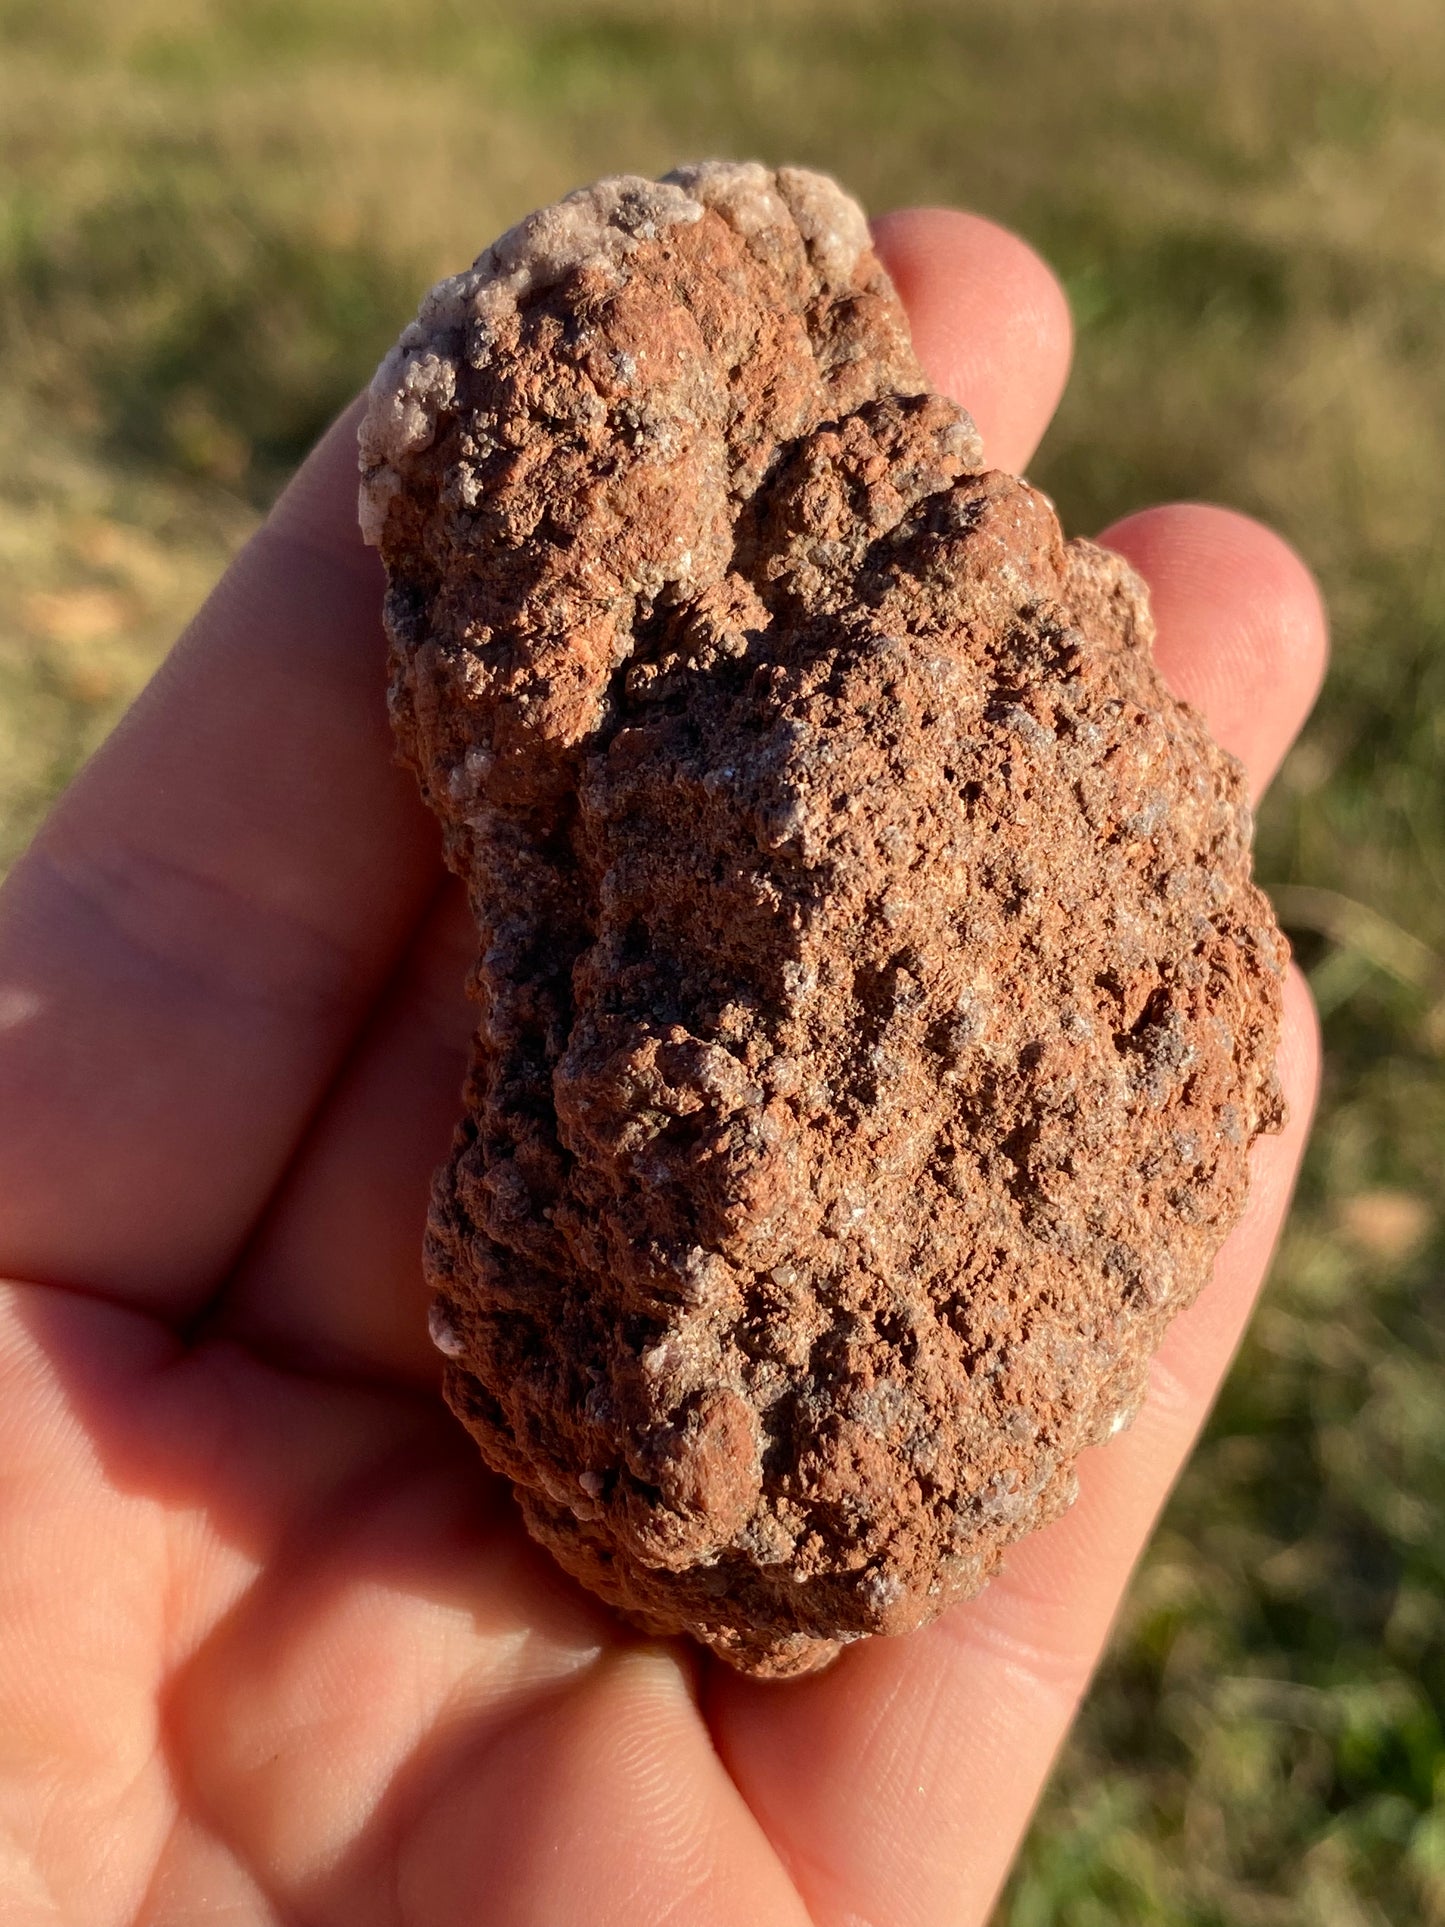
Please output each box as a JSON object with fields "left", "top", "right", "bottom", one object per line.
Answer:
{"left": 0, "top": 207, "right": 1327, "bottom": 1925}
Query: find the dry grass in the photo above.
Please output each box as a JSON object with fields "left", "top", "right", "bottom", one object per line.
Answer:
{"left": 3, "top": 1, "right": 1444, "bottom": 1918}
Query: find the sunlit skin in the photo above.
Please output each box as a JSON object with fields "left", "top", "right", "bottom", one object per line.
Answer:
{"left": 0, "top": 208, "right": 1326, "bottom": 1925}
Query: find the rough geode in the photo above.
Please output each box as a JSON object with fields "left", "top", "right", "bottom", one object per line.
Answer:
{"left": 359, "top": 162, "right": 1287, "bottom": 1677}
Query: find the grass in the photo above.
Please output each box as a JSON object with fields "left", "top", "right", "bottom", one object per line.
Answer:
{"left": 2, "top": 0, "right": 1443, "bottom": 1917}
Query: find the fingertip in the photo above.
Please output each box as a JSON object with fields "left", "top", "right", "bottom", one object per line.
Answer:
{"left": 265, "top": 393, "right": 379, "bottom": 571}
{"left": 1099, "top": 503, "right": 1329, "bottom": 796}
{"left": 1278, "top": 959, "right": 1323, "bottom": 1138}
{"left": 1154, "top": 957, "right": 1319, "bottom": 1410}
{"left": 1240, "top": 959, "right": 1322, "bottom": 1255}
{"left": 871, "top": 207, "right": 1073, "bottom": 475}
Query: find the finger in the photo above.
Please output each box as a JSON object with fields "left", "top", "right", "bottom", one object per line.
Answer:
{"left": 871, "top": 208, "right": 1074, "bottom": 475}
{"left": 388, "top": 1650, "right": 811, "bottom": 1927}
{"left": 709, "top": 966, "right": 1319, "bottom": 1927}
{"left": 0, "top": 399, "right": 443, "bottom": 1319}
{"left": 1100, "top": 502, "right": 1329, "bottom": 798}
{"left": 215, "top": 880, "right": 475, "bottom": 1385}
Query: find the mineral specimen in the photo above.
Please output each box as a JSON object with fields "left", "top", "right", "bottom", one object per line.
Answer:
{"left": 359, "top": 162, "right": 1287, "bottom": 1677}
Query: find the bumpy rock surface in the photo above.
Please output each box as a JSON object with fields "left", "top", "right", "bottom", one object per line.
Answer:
{"left": 360, "top": 162, "right": 1287, "bottom": 1677}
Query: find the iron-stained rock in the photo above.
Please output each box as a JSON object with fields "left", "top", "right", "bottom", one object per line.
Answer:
{"left": 360, "top": 163, "right": 1286, "bottom": 1676}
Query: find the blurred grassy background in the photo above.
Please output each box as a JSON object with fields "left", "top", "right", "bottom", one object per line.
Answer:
{"left": 2, "top": 0, "right": 1443, "bottom": 1917}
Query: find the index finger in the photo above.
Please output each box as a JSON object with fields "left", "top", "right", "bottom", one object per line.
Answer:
{"left": 0, "top": 402, "right": 441, "bottom": 1315}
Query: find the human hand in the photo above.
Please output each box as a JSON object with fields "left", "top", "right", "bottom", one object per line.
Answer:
{"left": 0, "top": 207, "right": 1325, "bottom": 1925}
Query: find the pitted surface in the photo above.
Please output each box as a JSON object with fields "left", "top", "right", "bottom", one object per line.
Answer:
{"left": 362, "top": 163, "right": 1287, "bottom": 1676}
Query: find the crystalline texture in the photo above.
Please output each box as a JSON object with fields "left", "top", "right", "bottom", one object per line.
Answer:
{"left": 360, "top": 163, "right": 1287, "bottom": 1677}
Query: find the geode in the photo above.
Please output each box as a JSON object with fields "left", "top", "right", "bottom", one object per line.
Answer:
{"left": 359, "top": 162, "right": 1287, "bottom": 1677}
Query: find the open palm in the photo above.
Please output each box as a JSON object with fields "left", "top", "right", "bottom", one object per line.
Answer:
{"left": 0, "top": 208, "right": 1325, "bottom": 1925}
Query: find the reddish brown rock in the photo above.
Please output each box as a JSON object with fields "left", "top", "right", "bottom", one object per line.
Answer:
{"left": 360, "top": 163, "right": 1287, "bottom": 1677}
